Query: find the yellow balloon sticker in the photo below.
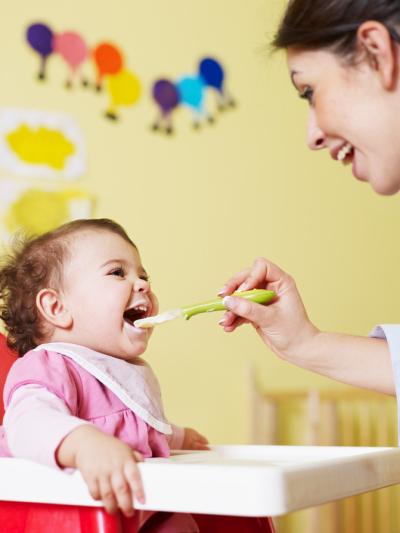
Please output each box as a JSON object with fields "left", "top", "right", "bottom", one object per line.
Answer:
{"left": 105, "top": 69, "right": 141, "bottom": 120}
{"left": 6, "top": 125, "right": 75, "bottom": 171}
{"left": 0, "top": 108, "right": 85, "bottom": 179}
{"left": 0, "top": 180, "right": 94, "bottom": 240}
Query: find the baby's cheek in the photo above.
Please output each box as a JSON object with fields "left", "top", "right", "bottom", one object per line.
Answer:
{"left": 150, "top": 293, "right": 159, "bottom": 315}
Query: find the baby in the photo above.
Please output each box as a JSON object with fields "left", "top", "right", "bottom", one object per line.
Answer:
{"left": 0, "top": 218, "right": 208, "bottom": 530}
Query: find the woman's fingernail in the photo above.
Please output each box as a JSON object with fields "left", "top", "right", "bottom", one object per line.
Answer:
{"left": 223, "top": 296, "right": 233, "bottom": 307}
{"left": 218, "top": 318, "right": 225, "bottom": 326}
{"left": 217, "top": 286, "right": 227, "bottom": 295}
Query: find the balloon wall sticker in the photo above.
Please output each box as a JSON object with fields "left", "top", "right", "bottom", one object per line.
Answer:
{"left": 25, "top": 23, "right": 142, "bottom": 121}
{"left": 92, "top": 43, "right": 141, "bottom": 120}
{"left": 92, "top": 42, "right": 123, "bottom": 91}
{"left": 0, "top": 179, "right": 93, "bottom": 241}
{"left": 52, "top": 31, "right": 90, "bottom": 88}
{"left": 26, "top": 23, "right": 53, "bottom": 80}
{"left": 0, "top": 108, "right": 85, "bottom": 179}
{"left": 0, "top": 108, "right": 93, "bottom": 242}
{"left": 152, "top": 56, "right": 235, "bottom": 135}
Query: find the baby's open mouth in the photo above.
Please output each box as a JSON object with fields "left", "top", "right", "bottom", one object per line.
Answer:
{"left": 123, "top": 305, "right": 149, "bottom": 327}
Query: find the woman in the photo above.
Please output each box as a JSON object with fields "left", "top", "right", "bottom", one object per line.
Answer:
{"left": 219, "top": 1, "right": 400, "bottom": 405}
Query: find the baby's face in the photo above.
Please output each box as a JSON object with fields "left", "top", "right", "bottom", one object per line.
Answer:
{"left": 59, "top": 229, "right": 158, "bottom": 361}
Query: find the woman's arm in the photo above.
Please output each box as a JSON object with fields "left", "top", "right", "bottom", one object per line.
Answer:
{"left": 285, "top": 330, "right": 394, "bottom": 395}
{"left": 219, "top": 257, "right": 395, "bottom": 395}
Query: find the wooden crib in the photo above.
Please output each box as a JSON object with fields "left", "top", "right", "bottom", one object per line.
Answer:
{"left": 247, "top": 364, "right": 399, "bottom": 533}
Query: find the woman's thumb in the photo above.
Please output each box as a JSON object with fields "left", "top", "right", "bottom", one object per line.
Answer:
{"left": 223, "top": 295, "right": 269, "bottom": 325}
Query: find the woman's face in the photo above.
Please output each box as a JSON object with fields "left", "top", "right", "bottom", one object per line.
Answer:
{"left": 287, "top": 46, "right": 400, "bottom": 195}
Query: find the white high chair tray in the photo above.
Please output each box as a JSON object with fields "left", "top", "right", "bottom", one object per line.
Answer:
{"left": 1, "top": 445, "right": 400, "bottom": 517}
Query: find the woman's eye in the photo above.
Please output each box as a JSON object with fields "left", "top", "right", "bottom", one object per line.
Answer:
{"left": 109, "top": 267, "right": 125, "bottom": 277}
{"left": 299, "top": 87, "right": 314, "bottom": 104}
{"left": 140, "top": 274, "right": 150, "bottom": 283}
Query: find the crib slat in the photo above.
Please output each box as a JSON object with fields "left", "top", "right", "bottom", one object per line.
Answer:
{"left": 247, "top": 369, "right": 397, "bottom": 533}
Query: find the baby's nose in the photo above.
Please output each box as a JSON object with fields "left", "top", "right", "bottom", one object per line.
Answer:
{"left": 135, "top": 278, "right": 150, "bottom": 292}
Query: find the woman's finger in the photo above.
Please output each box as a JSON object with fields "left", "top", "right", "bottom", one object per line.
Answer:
{"left": 218, "top": 268, "right": 251, "bottom": 296}
{"left": 237, "top": 258, "right": 270, "bottom": 291}
{"left": 219, "top": 311, "right": 248, "bottom": 330}
{"left": 238, "top": 257, "right": 286, "bottom": 291}
{"left": 223, "top": 296, "right": 271, "bottom": 327}
{"left": 219, "top": 257, "right": 286, "bottom": 296}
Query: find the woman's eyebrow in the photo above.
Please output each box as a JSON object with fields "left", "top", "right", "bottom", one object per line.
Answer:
{"left": 290, "top": 70, "right": 299, "bottom": 89}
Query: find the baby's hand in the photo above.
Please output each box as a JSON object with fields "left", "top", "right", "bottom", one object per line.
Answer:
{"left": 58, "top": 425, "right": 144, "bottom": 517}
{"left": 182, "top": 427, "right": 209, "bottom": 450}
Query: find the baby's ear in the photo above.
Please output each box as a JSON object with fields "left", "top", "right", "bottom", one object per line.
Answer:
{"left": 36, "top": 288, "right": 72, "bottom": 329}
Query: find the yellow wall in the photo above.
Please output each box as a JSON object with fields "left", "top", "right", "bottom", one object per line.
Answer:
{"left": 2, "top": 0, "right": 400, "bottom": 445}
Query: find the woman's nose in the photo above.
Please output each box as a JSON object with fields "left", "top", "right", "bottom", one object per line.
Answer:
{"left": 307, "top": 109, "right": 326, "bottom": 150}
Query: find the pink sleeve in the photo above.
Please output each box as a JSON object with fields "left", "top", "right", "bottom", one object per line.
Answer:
{"left": 166, "top": 423, "right": 185, "bottom": 449}
{"left": 3, "top": 384, "right": 89, "bottom": 469}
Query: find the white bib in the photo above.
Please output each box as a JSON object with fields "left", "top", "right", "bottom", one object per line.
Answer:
{"left": 33, "top": 342, "right": 172, "bottom": 435}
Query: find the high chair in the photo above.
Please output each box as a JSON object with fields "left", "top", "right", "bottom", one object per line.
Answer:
{"left": 0, "top": 334, "right": 276, "bottom": 533}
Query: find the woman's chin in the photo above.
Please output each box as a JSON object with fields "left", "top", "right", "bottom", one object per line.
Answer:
{"left": 370, "top": 176, "right": 400, "bottom": 196}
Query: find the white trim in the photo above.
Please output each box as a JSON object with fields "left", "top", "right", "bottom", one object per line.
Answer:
{"left": 33, "top": 343, "right": 172, "bottom": 435}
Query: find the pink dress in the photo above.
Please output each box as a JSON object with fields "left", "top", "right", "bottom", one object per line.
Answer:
{"left": 0, "top": 345, "right": 177, "bottom": 460}
{"left": 0, "top": 343, "right": 197, "bottom": 532}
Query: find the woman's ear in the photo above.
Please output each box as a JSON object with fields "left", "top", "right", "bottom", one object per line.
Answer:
{"left": 357, "top": 21, "right": 398, "bottom": 90}
{"left": 36, "top": 288, "right": 72, "bottom": 329}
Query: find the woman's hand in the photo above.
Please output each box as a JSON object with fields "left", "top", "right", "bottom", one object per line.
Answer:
{"left": 218, "top": 257, "right": 396, "bottom": 395}
{"left": 182, "top": 427, "right": 209, "bottom": 450}
{"left": 218, "top": 257, "right": 319, "bottom": 362}
{"left": 57, "top": 425, "right": 144, "bottom": 517}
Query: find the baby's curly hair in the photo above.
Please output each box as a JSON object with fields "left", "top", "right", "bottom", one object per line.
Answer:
{"left": 0, "top": 218, "right": 136, "bottom": 356}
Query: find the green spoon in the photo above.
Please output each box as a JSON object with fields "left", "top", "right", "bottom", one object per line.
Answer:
{"left": 134, "top": 289, "right": 276, "bottom": 328}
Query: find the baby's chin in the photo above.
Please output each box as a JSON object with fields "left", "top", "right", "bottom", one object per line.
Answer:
{"left": 109, "top": 344, "right": 147, "bottom": 363}
{"left": 123, "top": 336, "right": 150, "bottom": 360}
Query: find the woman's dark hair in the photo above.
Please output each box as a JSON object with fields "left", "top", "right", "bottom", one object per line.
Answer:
{"left": 272, "top": 0, "right": 400, "bottom": 57}
{"left": 0, "top": 218, "right": 136, "bottom": 356}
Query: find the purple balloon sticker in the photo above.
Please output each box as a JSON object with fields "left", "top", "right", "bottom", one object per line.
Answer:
{"left": 26, "top": 23, "right": 54, "bottom": 80}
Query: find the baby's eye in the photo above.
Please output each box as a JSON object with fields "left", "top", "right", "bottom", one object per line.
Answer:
{"left": 299, "top": 87, "right": 314, "bottom": 105}
{"left": 109, "top": 267, "right": 125, "bottom": 278}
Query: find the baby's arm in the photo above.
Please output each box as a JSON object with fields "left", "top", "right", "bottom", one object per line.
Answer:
{"left": 168, "top": 423, "right": 209, "bottom": 450}
{"left": 4, "top": 385, "right": 144, "bottom": 516}
{"left": 4, "top": 384, "right": 87, "bottom": 467}
{"left": 57, "top": 424, "right": 144, "bottom": 516}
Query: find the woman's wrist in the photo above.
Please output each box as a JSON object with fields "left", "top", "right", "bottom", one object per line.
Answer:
{"left": 286, "top": 328, "right": 329, "bottom": 370}
{"left": 281, "top": 330, "right": 395, "bottom": 394}
{"left": 277, "top": 322, "right": 322, "bottom": 367}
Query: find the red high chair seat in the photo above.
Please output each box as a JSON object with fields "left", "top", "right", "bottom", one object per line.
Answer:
{"left": 0, "top": 333, "right": 17, "bottom": 423}
{"left": 0, "top": 333, "right": 275, "bottom": 532}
